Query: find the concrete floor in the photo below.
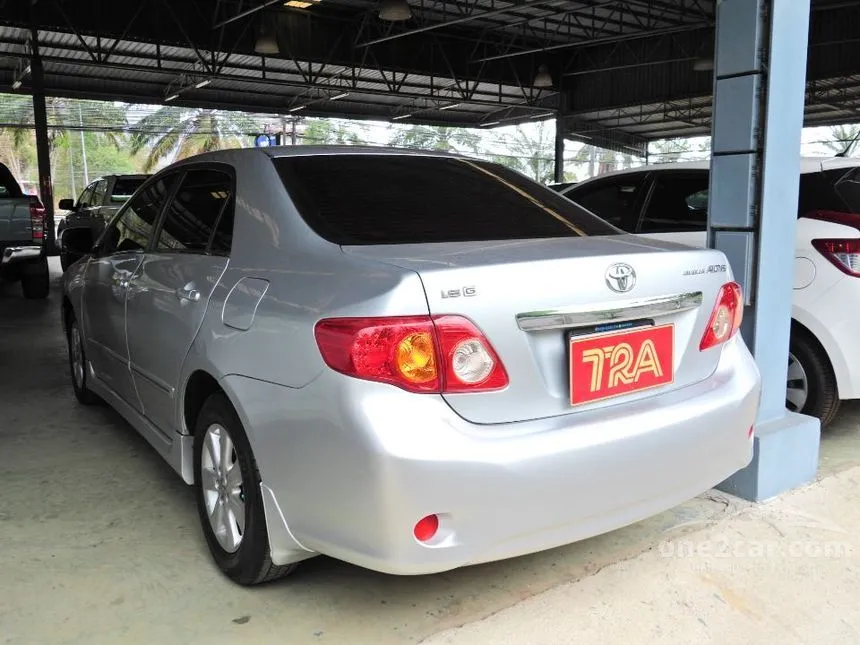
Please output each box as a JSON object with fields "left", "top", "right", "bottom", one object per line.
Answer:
{"left": 2, "top": 258, "right": 859, "bottom": 645}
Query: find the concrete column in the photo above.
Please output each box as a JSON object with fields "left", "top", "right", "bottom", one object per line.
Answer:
{"left": 29, "top": 26, "right": 57, "bottom": 254}
{"left": 708, "top": 0, "right": 820, "bottom": 502}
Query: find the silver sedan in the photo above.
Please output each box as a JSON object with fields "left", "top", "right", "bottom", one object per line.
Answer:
{"left": 61, "top": 147, "right": 761, "bottom": 585}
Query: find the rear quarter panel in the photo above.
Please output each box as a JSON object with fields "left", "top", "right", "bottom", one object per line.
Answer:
{"left": 178, "top": 151, "right": 430, "bottom": 431}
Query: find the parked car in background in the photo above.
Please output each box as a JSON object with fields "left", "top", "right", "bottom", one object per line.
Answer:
{"left": 62, "top": 147, "right": 760, "bottom": 585}
{"left": 56, "top": 174, "right": 149, "bottom": 270}
{"left": 0, "top": 162, "right": 50, "bottom": 299}
{"left": 559, "top": 157, "right": 860, "bottom": 428}
{"left": 548, "top": 181, "right": 577, "bottom": 192}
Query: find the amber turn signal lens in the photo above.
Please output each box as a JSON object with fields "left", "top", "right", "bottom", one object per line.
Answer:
{"left": 395, "top": 332, "right": 438, "bottom": 384}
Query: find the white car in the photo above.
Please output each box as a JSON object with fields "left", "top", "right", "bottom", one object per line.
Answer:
{"left": 561, "top": 158, "right": 860, "bottom": 428}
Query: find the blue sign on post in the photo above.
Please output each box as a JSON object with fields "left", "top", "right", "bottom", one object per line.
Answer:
{"left": 254, "top": 134, "right": 272, "bottom": 148}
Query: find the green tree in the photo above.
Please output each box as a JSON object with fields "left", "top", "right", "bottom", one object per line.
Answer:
{"left": 0, "top": 95, "right": 131, "bottom": 205}
{"left": 301, "top": 118, "right": 367, "bottom": 145}
{"left": 388, "top": 124, "right": 481, "bottom": 153}
{"left": 648, "top": 138, "right": 692, "bottom": 164}
{"left": 490, "top": 122, "right": 556, "bottom": 183}
{"left": 131, "top": 107, "right": 259, "bottom": 171}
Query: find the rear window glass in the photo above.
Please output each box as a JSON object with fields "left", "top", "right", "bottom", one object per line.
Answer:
{"left": 111, "top": 177, "right": 146, "bottom": 202}
{"left": 273, "top": 155, "right": 619, "bottom": 245}
{"left": 833, "top": 167, "right": 860, "bottom": 214}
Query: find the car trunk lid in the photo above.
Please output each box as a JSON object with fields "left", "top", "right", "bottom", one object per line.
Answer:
{"left": 344, "top": 235, "right": 735, "bottom": 424}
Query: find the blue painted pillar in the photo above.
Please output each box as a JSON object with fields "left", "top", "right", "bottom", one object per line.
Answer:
{"left": 709, "top": 0, "right": 820, "bottom": 502}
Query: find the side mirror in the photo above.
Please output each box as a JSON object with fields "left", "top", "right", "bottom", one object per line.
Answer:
{"left": 62, "top": 227, "right": 95, "bottom": 264}
{"left": 59, "top": 198, "right": 76, "bottom": 211}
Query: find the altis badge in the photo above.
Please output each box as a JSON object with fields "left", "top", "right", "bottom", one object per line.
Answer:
{"left": 683, "top": 264, "right": 727, "bottom": 277}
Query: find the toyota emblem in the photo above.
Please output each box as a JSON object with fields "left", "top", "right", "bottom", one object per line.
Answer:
{"left": 605, "top": 263, "right": 636, "bottom": 293}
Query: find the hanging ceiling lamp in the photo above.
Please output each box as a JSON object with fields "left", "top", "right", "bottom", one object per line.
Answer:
{"left": 255, "top": 20, "right": 279, "bottom": 55}
{"left": 378, "top": 0, "right": 412, "bottom": 21}
{"left": 533, "top": 64, "right": 553, "bottom": 88}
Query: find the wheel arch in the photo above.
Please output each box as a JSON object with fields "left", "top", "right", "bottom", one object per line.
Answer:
{"left": 791, "top": 317, "right": 839, "bottom": 389}
{"left": 182, "top": 369, "right": 227, "bottom": 436}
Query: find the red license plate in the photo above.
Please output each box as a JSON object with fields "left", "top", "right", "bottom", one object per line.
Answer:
{"left": 569, "top": 324, "right": 674, "bottom": 406}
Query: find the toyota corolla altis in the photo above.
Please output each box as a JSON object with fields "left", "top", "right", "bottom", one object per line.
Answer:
{"left": 61, "top": 148, "right": 761, "bottom": 585}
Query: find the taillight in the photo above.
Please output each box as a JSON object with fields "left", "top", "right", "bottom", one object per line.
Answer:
{"left": 811, "top": 238, "right": 860, "bottom": 277}
{"left": 314, "top": 315, "right": 509, "bottom": 394}
{"left": 700, "top": 282, "right": 744, "bottom": 351}
{"left": 29, "top": 198, "right": 45, "bottom": 242}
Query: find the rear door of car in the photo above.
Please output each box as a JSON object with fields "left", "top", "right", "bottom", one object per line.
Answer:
{"left": 125, "top": 165, "right": 234, "bottom": 435}
{"left": 636, "top": 170, "right": 710, "bottom": 247}
{"left": 81, "top": 173, "right": 179, "bottom": 408}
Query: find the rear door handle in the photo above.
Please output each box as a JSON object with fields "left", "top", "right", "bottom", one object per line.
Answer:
{"left": 175, "top": 285, "right": 201, "bottom": 302}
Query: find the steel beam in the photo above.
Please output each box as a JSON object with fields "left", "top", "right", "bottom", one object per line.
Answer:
{"left": 28, "top": 26, "right": 56, "bottom": 251}
{"left": 472, "top": 21, "right": 711, "bottom": 62}
{"left": 357, "top": 0, "right": 550, "bottom": 48}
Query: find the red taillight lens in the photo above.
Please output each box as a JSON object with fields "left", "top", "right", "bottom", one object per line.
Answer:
{"left": 413, "top": 514, "right": 439, "bottom": 542}
{"left": 29, "top": 198, "right": 45, "bottom": 241}
{"left": 699, "top": 282, "right": 744, "bottom": 351}
{"left": 314, "top": 315, "right": 508, "bottom": 394}
{"left": 811, "top": 238, "right": 860, "bottom": 277}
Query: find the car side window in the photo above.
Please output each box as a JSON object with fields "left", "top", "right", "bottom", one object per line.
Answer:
{"left": 566, "top": 174, "right": 647, "bottom": 231}
{"left": 639, "top": 172, "right": 710, "bottom": 233}
{"left": 99, "top": 174, "right": 178, "bottom": 255}
{"left": 92, "top": 180, "right": 108, "bottom": 207}
{"left": 78, "top": 184, "right": 96, "bottom": 209}
{"left": 155, "top": 168, "right": 234, "bottom": 254}
{"left": 209, "top": 200, "right": 235, "bottom": 256}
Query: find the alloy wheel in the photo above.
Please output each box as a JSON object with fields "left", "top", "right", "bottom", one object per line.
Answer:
{"left": 200, "top": 423, "right": 246, "bottom": 553}
{"left": 786, "top": 352, "right": 809, "bottom": 413}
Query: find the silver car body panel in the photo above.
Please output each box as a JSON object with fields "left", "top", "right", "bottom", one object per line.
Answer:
{"left": 63, "top": 147, "right": 761, "bottom": 574}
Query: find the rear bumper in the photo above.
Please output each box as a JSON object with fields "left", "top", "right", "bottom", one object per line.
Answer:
{"left": 1, "top": 245, "right": 43, "bottom": 277}
{"left": 224, "top": 334, "right": 760, "bottom": 575}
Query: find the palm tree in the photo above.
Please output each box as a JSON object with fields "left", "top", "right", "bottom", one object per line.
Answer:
{"left": 130, "top": 107, "right": 260, "bottom": 171}
{"left": 648, "top": 138, "right": 692, "bottom": 164}
{"left": 0, "top": 96, "right": 130, "bottom": 203}
{"left": 388, "top": 124, "right": 481, "bottom": 154}
{"left": 302, "top": 118, "right": 367, "bottom": 146}
{"left": 489, "top": 122, "right": 556, "bottom": 184}
{"left": 822, "top": 124, "right": 860, "bottom": 157}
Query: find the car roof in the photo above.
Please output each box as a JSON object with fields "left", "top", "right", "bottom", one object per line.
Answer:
{"left": 167, "top": 145, "right": 472, "bottom": 168}
{"left": 565, "top": 156, "right": 860, "bottom": 190}
{"left": 89, "top": 174, "right": 150, "bottom": 183}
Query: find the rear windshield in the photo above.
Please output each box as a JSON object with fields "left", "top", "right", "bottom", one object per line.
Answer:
{"left": 273, "top": 154, "right": 619, "bottom": 245}
{"left": 799, "top": 167, "right": 860, "bottom": 216}
{"left": 833, "top": 167, "right": 860, "bottom": 213}
{"left": 0, "top": 164, "right": 23, "bottom": 198}
{"left": 111, "top": 177, "right": 147, "bottom": 202}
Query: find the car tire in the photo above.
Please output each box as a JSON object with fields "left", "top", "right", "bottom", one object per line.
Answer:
{"left": 787, "top": 331, "right": 840, "bottom": 429}
{"left": 21, "top": 259, "right": 50, "bottom": 299}
{"left": 68, "top": 317, "right": 100, "bottom": 405}
{"left": 193, "top": 392, "right": 297, "bottom": 586}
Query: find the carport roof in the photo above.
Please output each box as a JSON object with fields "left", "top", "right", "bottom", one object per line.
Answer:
{"left": 1, "top": 0, "right": 859, "bottom": 153}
